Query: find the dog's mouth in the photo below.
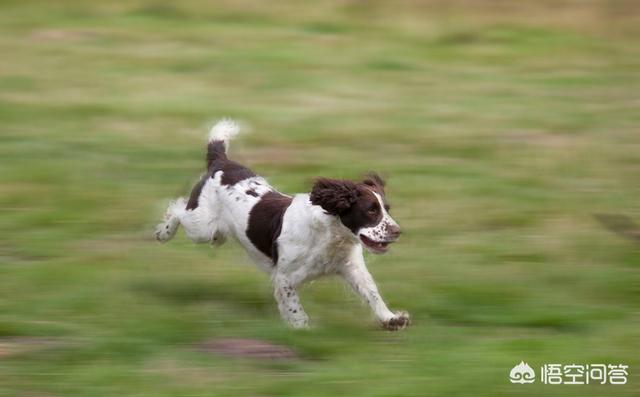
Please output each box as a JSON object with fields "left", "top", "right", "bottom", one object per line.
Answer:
{"left": 359, "top": 235, "right": 393, "bottom": 254}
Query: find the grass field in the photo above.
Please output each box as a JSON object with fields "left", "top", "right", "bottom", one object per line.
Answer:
{"left": 1, "top": 1, "right": 639, "bottom": 396}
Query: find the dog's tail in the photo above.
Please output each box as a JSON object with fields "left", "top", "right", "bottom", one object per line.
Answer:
{"left": 206, "top": 118, "right": 240, "bottom": 168}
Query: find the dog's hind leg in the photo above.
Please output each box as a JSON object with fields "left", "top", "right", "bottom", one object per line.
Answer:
{"left": 155, "top": 197, "right": 186, "bottom": 242}
{"left": 178, "top": 206, "right": 219, "bottom": 244}
{"left": 178, "top": 178, "right": 227, "bottom": 245}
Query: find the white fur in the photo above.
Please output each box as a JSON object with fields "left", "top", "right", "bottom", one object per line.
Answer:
{"left": 156, "top": 119, "right": 409, "bottom": 330}
{"left": 208, "top": 118, "right": 239, "bottom": 150}
{"left": 155, "top": 198, "right": 184, "bottom": 242}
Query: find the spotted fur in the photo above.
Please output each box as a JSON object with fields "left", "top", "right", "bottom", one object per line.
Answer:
{"left": 155, "top": 119, "right": 408, "bottom": 330}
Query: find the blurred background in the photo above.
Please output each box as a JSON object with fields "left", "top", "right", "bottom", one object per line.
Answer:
{"left": 1, "top": 1, "right": 639, "bottom": 396}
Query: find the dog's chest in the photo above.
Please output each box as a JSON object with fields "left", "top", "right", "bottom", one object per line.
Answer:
{"left": 305, "top": 231, "right": 354, "bottom": 271}
{"left": 279, "top": 221, "right": 356, "bottom": 281}
{"left": 274, "top": 194, "right": 362, "bottom": 282}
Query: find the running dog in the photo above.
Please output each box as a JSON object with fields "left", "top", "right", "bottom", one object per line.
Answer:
{"left": 155, "top": 120, "right": 409, "bottom": 330}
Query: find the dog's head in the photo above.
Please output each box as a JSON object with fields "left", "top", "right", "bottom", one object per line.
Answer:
{"left": 310, "top": 172, "right": 401, "bottom": 254}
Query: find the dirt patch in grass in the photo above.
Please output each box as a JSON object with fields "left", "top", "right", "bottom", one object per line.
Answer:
{"left": 0, "top": 337, "right": 64, "bottom": 359}
{"left": 29, "top": 29, "right": 100, "bottom": 42}
{"left": 196, "top": 338, "right": 298, "bottom": 361}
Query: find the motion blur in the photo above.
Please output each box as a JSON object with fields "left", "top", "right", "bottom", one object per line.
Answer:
{"left": 1, "top": 1, "right": 638, "bottom": 396}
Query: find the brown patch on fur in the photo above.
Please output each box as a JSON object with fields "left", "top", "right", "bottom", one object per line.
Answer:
{"left": 310, "top": 177, "right": 385, "bottom": 234}
{"left": 309, "top": 178, "right": 359, "bottom": 215}
{"left": 186, "top": 174, "right": 209, "bottom": 210}
{"left": 206, "top": 140, "right": 227, "bottom": 169}
{"left": 215, "top": 159, "right": 256, "bottom": 186}
{"left": 362, "top": 172, "right": 386, "bottom": 195}
{"left": 188, "top": 139, "right": 257, "bottom": 210}
{"left": 246, "top": 191, "right": 292, "bottom": 264}
{"left": 207, "top": 139, "right": 256, "bottom": 186}
{"left": 339, "top": 187, "right": 383, "bottom": 234}
{"left": 246, "top": 189, "right": 259, "bottom": 197}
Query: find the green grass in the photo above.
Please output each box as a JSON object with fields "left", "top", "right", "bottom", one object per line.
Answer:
{"left": 1, "top": 1, "right": 639, "bottom": 396}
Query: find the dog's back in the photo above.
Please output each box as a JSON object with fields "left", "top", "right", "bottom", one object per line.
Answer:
{"left": 155, "top": 120, "right": 292, "bottom": 270}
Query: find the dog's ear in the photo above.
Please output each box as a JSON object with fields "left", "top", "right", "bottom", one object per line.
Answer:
{"left": 310, "top": 178, "right": 359, "bottom": 215}
{"left": 362, "top": 172, "right": 385, "bottom": 195}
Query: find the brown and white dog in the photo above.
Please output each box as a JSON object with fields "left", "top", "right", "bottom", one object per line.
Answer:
{"left": 156, "top": 119, "right": 409, "bottom": 330}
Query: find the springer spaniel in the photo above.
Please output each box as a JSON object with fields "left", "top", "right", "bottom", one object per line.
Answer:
{"left": 155, "top": 119, "right": 409, "bottom": 330}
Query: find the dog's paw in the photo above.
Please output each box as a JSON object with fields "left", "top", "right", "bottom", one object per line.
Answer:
{"left": 155, "top": 220, "right": 178, "bottom": 242}
{"left": 210, "top": 230, "right": 227, "bottom": 247}
{"left": 382, "top": 311, "right": 410, "bottom": 331}
{"left": 288, "top": 317, "right": 310, "bottom": 330}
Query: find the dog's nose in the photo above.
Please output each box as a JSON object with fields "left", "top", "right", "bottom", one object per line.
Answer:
{"left": 387, "top": 224, "right": 401, "bottom": 240}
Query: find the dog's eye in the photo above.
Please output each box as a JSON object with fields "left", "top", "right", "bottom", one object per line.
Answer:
{"left": 367, "top": 204, "right": 379, "bottom": 215}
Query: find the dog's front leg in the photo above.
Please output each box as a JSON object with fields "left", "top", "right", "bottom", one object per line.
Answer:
{"left": 273, "top": 273, "right": 309, "bottom": 329}
{"left": 340, "top": 251, "right": 410, "bottom": 331}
